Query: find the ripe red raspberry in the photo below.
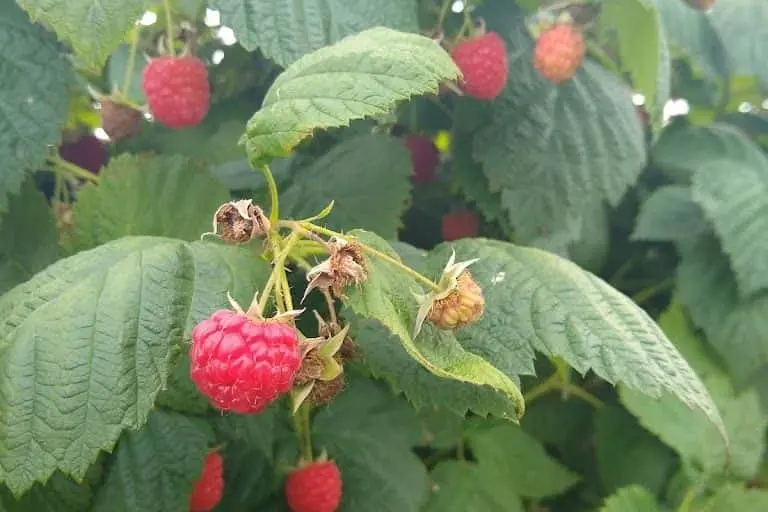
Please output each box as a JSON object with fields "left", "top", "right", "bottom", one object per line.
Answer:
{"left": 404, "top": 135, "right": 439, "bottom": 184}
{"left": 441, "top": 211, "right": 480, "bottom": 241}
{"left": 59, "top": 135, "right": 107, "bottom": 174}
{"left": 189, "top": 452, "right": 224, "bottom": 512}
{"left": 285, "top": 460, "right": 342, "bottom": 512}
{"left": 451, "top": 32, "right": 509, "bottom": 100}
{"left": 533, "top": 24, "right": 585, "bottom": 84}
{"left": 190, "top": 310, "right": 301, "bottom": 414}
{"left": 142, "top": 55, "right": 210, "bottom": 129}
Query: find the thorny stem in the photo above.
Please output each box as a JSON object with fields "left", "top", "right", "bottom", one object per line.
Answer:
{"left": 163, "top": 0, "right": 176, "bottom": 57}
{"left": 299, "top": 222, "right": 441, "bottom": 292}
{"left": 322, "top": 290, "right": 338, "bottom": 325}
{"left": 48, "top": 156, "right": 100, "bottom": 184}
{"left": 122, "top": 24, "right": 141, "bottom": 96}
{"left": 261, "top": 164, "right": 280, "bottom": 225}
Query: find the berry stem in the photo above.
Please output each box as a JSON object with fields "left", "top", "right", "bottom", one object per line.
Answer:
{"left": 298, "top": 221, "right": 441, "bottom": 292}
{"left": 257, "top": 232, "right": 300, "bottom": 314}
{"left": 47, "top": 156, "right": 100, "bottom": 184}
{"left": 260, "top": 164, "right": 280, "bottom": 226}
{"left": 163, "top": 0, "right": 176, "bottom": 57}
{"left": 436, "top": 0, "right": 453, "bottom": 30}
{"left": 121, "top": 24, "right": 142, "bottom": 97}
{"left": 300, "top": 403, "right": 313, "bottom": 460}
{"left": 523, "top": 373, "right": 604, "bottom": 409}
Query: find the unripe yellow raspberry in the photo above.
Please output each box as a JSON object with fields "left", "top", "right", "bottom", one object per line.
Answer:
{"left": 427, "top": 271, "right": 485, "bottom": 330}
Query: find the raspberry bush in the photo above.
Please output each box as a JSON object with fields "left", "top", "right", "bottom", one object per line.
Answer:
{"left": 1, "top": 0, "right": 768, "bottom": 510}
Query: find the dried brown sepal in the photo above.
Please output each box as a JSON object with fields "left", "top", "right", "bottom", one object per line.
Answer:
{"left": 303, "top": 238, "right": 368, "bottom": 301}
{"left": 427, "top": 271, "right": 485, "bottom": 330}
{"left": 307, "top": 372, "right": 345, "bottom": 406}
{"left": 100, "top": 99, "right": 143, "bottom": 142}
{"left": 315, "top": 313, "right": 360, "bottom": 363}
{"left": 205, "top": 200, "right": 270, "bottom": 243}
{"left": 295, "top": 351, "right": 324, "bottom": 386}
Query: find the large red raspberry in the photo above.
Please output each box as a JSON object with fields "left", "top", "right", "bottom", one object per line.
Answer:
{"left": 533, "top": 24, "right": 585, "bottom": 84}
{"left": 59, "top": 135, "right": 107, "bottom": 174}
{"left": 451, "top": 32, "right": 509, "bottom": 100}
{"left": 190, "top": 310, "right": 301, "bottom": 414}
{"left": 285, "top": 460, "right": 342, "bottom": 512}
{"left": 142, "top": 55, "right": 210, "bottom": 129}
{"left": 441, "top": 210, "right": 480, "bottom": 241}
{"left": 404, "top": 135, "right": 440, "bottom": 184}
{"left": 189, "top": 452, "right": 224, "bottom": 512}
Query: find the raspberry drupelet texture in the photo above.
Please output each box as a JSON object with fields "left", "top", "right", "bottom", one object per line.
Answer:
{"left": 142, "top": 55, "right": 210, "bottom": 129}
{"left": 428, "top": 271, "right": 485, "bottom": 330}
{"left": 285, "top": 460, "right": 343, "bottom": 512}
{"left": 451, "top": 32, "right": 509, "bottom": 100}
{"left": 190, "top": 310, "right": 301, "bottom": 414}
{"left": 189, "top": 452, "right": 224, "bottom": 512}
{"left": 533, "top": 24, "right": 585, "bottom": 84}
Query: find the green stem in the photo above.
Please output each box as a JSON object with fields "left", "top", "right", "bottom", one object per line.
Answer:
{"left": 631, "top": 276, "right": 675, "bottom": 306}
{"left": 291, "top": 410, "right": 307, "bottom": 461}
{"left": 523, "top": 374, "right": 604, "bottom": 409}
{"left": 257, "top": 232, "right": 300, "bottom": 314}
{"left": 455, "top": 438, "right": 466, "bottom": 461}
{"left": 300, "top": 404, "right": 313, "bottom": 460}
{"left": 561, "top": 383, "right": 605, "bottom": 409}
{"left": 436, "top": 0, "right": 453, "bottom": 30}
{"left": 523, "top": 374, "right": 559, "bottom": 404}
{"left": 122, "top": 25, "right": 141, "bottom": 96}
{"left": 47, "top": 156, "right": 100, "bottom": 184}
{"left": 676, "top": 487, "right": 696, "bottom": 512}
{"left": 163, "top": 0, "right": 176, "bottom": 57}
{"left": 261, "top": 164, "right": 280, "bottom": 226}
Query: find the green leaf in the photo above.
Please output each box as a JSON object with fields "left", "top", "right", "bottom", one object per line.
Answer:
{"left": 242, "top": 27, "right": 459, "bottom": 165}
{"left": 70, "top": 154, "right": 230, "bottom": 251}
{"left": 0, "top": 3, "right": 72, "bottom": 216}
{"left": 689, "top": 129, "right": 768, "bottom": 298}
{"left": 213, "top": 408, "right": 277, "bottom": 460}
{"left": 312, "top": 374, "right": 428, "bottom": 512}
{"left": 0, "top": 237, "right": 268, "bottom": 495}
{"left": 15, "top": 0, "right": 146, "bottom": 72}
{"left": 423, "top": 461, "right": 523, "bottom": 512}
{"left": 91, "top": 410, "right": 214, "bottom": 512}
{"left": 594, "top": 406, "right": 677, "bottom": 495}
{"left": 280, "top": 134, "right": 411, "bottom": 237}
{"left": 428, "top": 238, "right": 724, "bottom": 435}
{"left": 600, "top": 0, "right": 670, "bottom": 131}
{"left": 703, "top": 485, "right": 768, "bottom": 511}
{"left": 107, "top": 44, "right": 148, "bottom": 104}
{"left": 599, "top": 486, "right": 660, "bottom": 512}
{"left": 0, "top": 179, "right": 58, "bottom": 294}
{"left": 154, "top": 352, "right": 210, "bottom": 415}
{"left": 631, "top": 185, "right": 708, "bottom": 245}
{"left": 466, "top": 422, "right": 579, "bottom": 498}
{"left": 213, "top": 0, "right": 418, "bottom": 68}
{"left": 341, "top": 230, "right": 525, "bottom": 421}
{"left": 0, "top": 469, "right": 100, "bottom": 512}
{"left": 449, "top": 130, "right": 503, "bottom": 223}
{"left": 472, "top": 2, "right": 645, "bottom": 242}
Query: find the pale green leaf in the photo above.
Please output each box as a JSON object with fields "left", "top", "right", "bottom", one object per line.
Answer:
{"left": 213, "top": 0, "right": 418, "bottom": 67}
{"left": 242, "top": 27, "right": 459, "bottom": 165}
{"left": 340, "top": 230, "right": 525, "bottom": 421}
{"left": 703, "top": 484, "right": 768, "bottom": 511}
{"left": 429, "top": 238, "right": 724, "bottom": 435}
{"left": 313, "top": 374, "right": 428, "bottom": 512}
{"left": 631, "top": 185, "right": 708, "bottom": 245}
{"left": 107, "top": 44, "right": 148, "bottom": 104}
{"left": 467, "top": 422, "right": 578, "bottom": 498}
{"left": 0, "top": 179, "right": 58, "bottom": 294}
{"left": 600, "top": 0, "right": 671, "bottom": 131}
{"left": 599, "top": 486, "right": 660, "bottom": 512}
{"left": 472, "top": 2, "right": 645, "bottom": 242}
{"left": 0, "top": 3, "right": 72, "bottom": 215}
{"left": 280, "top": 134, "right": 411, "bottom": 237}
{"left": 213, "top": 408, "right": 277, "bottom": 460}
{"left": 91, "top": 410, "right": 214, "bottom": 512}
{"left": 423, "top": 461, "right": 523, "bottom": 512}
{"left": 15, "top": 0, "right": 146, "bottom": 72}
{"left": 70, "top": 154, "right": 230, "bottom": 251}
{"left": 0, "top": 237, "right": 268, "bottom": 494}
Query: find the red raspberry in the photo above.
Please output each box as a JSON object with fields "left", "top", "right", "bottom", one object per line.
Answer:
{"left": 285, "top": 460, "right": 342, "bottom": 512}
{"left": 441, "top": 211, "right": 480, "bottom": 241}
{"left": 59, "top": 135, "right": 107, "bottom": 174}
{"left": 190, "top": 310, "right": 301, "bottom": 414}
{"left": 404, "top": 135, "right": 439, "bottom": 184}
{"left": 189, "top": 452, "right": 224, "bottom": 512}
{"left": 142, "top": 55, "right": 210, "bottom": 129}
{"left": 451, "top": 32, "right": 509, "bottom": 100}
{"left": 533, "top": 24, "right": 585, "bottom": 84}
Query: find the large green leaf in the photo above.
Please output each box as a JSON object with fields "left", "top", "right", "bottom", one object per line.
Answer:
{"left": 0, "top": 179, "right": 58, "bottom": 294}
{"left": 0, "top": 3, "right": 72, "bottom": 216}
{"left": 472, "top": 1, "right": 645, "bottom": 242}
{"left": 15, "top": 0, "right": 146, "bottom": 72}
{"left": 312, "top": 375, "right": 428, "bottom": 512}
{"left": 340, "top": 230, "right": 525, "bottom": 421}
{"left": 428, "top": 238, "right": 724, "bottom": 435}
{"left": 280, "top": 134, "right": 411, "bottom": 238}
{"left": 213, "top": 0, "right": 418, "bottom": 68}
{"left": 466, "top": 422, "right": 579, "bottom": 498}
{"left": 703, "top": 485, "right": 768, "bottom": 511}
{"left": 0, "top": 237, "right": 268, "bottom": 495}
{"left": 631, "top": 185, "right": 708, "bottom": 245}
{"left": 0, "top": 469, "right": 100, "bottom": 512}
{"left": 423, "top": 461, "right": 523, "bottom": 512}
{"left": 91, "top": 410, "right": 214, "bottom": 512}
{"left": 600, "top": 0, "right": 670, "bottom": 131}
{"left": 599, "top": 486, "right": 660, "bottom": 512}
{"left": 70, "top": 154, "right": 230, "bottom": 252}
{"left": 242, "top": 27, "right": 459, "bottom": 165}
